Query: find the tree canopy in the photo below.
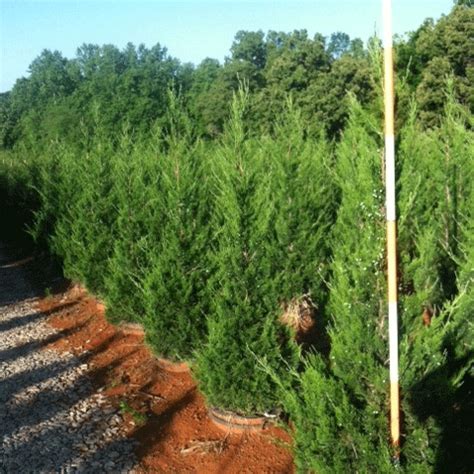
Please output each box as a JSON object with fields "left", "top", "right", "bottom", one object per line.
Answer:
{"left": 1, "top": 3, "right": 472, "bottom": 149}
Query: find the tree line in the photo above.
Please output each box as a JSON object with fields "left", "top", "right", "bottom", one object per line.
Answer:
{"left": 0, "top": 2, "right": 472, "bottom": 149}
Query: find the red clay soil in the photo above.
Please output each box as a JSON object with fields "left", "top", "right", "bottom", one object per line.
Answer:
{"left": 38, "top": 284, "right": 295, "bottom": 473}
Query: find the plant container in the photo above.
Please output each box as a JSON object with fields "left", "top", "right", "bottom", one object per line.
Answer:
{"left": 208, "top": 407, "right": 272, "bottom": 433}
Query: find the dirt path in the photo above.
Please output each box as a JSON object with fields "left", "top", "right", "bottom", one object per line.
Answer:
{"left": 0, "top": 243, "right": 294, "bottom": 473}
{"left": 0, "top": 244, "right": 137, "bottom": 473}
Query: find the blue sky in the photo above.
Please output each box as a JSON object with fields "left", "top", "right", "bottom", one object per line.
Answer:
{"left": 0, "top": 0, "right": 454, "bottom": 92}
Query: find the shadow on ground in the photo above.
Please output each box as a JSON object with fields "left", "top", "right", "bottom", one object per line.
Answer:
{"left": 0, "top": 241, "right": 68, "bottom": 307}
{"left": 0, "top": 242, "right": 136, "bottom": 472}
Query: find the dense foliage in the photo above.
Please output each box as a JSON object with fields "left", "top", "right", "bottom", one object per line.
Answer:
{"left": 277, "top": 97, "right": 473, "bottom": 472}
{"left": 1, "top": 4, "right": 472, "bottom": 149}
{"left": 279, "top": 102, "right": 392, "bottom": 472}
{"left": 195, "top": 92, "right": 335, "bottom": 413}
{"left": 0, "top": 3, "right": 472, "bottom": 472}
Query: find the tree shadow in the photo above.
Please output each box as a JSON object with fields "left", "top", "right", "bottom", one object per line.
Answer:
{"left": 132, "top": 387, "right": 197, "bottom": 459}
{"left": 69, "top": 435, "right": 137, "bottom": 472}
{"left": 0, "top": 312, "right": 89, "bottom": 365}
{"left": 1, "top": 357, "right": 80, "bottom": 403}
{"left": 0, "top": 320, "right": 119, "bottom": 404}
{"left": 86, "top": 345, "right": 142, "bottom": 389}
{"left": 0, "top": 243, "right": 68, "bottom": 307}
{"left": 0, "top": 301, "right": 78, "bottom": 333}
{"left": 0, "top": 241, "right": 139, "bottom": 471}
{"left": 1, "top": 380, "right": 136, "bottom": 472}
{"left": 0, "top": 239, "right": 34, "bottom": 266}
{"left": 1, "top": 334, "right": 141, "bottom": 471}
{"left": 0, "top": 344, "right": 138, "bottom": 438}
{"left": 1, "top": 366, "right": 92, "bottom": 440}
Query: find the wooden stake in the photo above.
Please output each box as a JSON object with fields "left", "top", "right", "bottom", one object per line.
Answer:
{"left": 382, "top": 0, "right": 400, "bottom": 454}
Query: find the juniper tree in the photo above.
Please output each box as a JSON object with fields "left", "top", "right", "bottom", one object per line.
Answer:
{"left": 103, "top": 131, "right": 165, "bottom": 324}
{"left": 270, "top": 99, "right": 336, "bottom": 309}
{"left": 48, "top": 130, "right": 117, "bottom": 294}
{"left": 279, "top": 95, "right": 473, "bottom": 472}
{"left": 396, "top": 96, "right": 473, "bottom": 470}
{"left": 195, "top": 90, "right": 337, "bottom": 414}
{"left": 277, "top": 100, "right": 394, "bottom": 472}
{"left": 398, "top": 92, "right": 472, "bottom": 317}
{"left": 28, "top": 141, "right": 69, "bottom": 248}
{"left": 195, "top": 91, "right": 295, "bottom": 413}
{"left": 113, "top": 94, "right": 215, "bottom": 360}
{"left": 0, "top": 148, "right": 37, "bottom": 245}
{"left": 139, "top": 137, "right": 214, "bottom": 360}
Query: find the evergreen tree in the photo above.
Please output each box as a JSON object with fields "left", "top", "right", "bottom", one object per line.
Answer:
{"left": 0, "top": 148, "right": 37, "bottom": 244}
{"left": 140, "top": 137, "right": 214, "bottom": 360}
{"left": 195, "top": 89, "right": 337, "bottom": 414}
{"left": 103, "top": 132, "right": 164, "bottom": 324}
{"left": 48, "top": 126, "right": 117, "bottom": 294}
{"left": 195, "top": 90, "right": 301, "bottom": 414}
{"left": 397, "top": 95, "right": 473, "bottom": 471}
{"left": 267, "top": 99, "right": 337, "bottom": 344}
{"left": 280, "top": 100, "right": 393, "bottom": 472}
{"left": 279, "top": 95, "right": 473, "bottom": 472}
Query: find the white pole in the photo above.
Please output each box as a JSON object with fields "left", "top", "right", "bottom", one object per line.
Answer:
{"left": 382, "top": 0, "right": 400, "bottom": 455}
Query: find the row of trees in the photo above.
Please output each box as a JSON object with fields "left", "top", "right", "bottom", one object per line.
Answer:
{"left": 1, "top": 3, "right": 472, "bottom": 148}
{"left": 0, "top": 2, "right": 472, "bottom": 471}
{"left": 280, "top": 95, "right": 473, "bottom": 472}
{"left": 0, "top": 88, "right": 472, "bottom": 471}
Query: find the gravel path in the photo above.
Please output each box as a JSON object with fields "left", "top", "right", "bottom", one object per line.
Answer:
{"left": 0, "top": 243, "right": 138, "bottom": 473}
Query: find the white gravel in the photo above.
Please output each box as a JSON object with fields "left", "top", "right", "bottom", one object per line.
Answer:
{"left": 0, "top": 244, "right": 138, "bottom": 473}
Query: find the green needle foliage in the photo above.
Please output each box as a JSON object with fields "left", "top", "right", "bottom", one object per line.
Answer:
{"left": 439, "top": 209, "right": 474, "bottom": 471}
{"left": 269, "top": 98, "right": 337, "bottom": 311}
{"left": 102, "top": 132, "right": 165, "bottom": 324}
{"left": 106, "top": 95, "right": 217, "bottom": 360}
{"left": 195, "top": 91, "right": 336, "bottom": 414}
{"left": 195, "top": 105, "right": 295, "bottom": 413}
{"left": 280, "top": 100, "right": 392, "bottom": 473}
{"left": 398, "top": 90, "right": 473, "bottom": 316}
{"left": 53, "top": 145, "right": 116, "bottom": 294}
{"left": 276, "top": 95, "right": 473, "bottom": 472}
{"left": 140, "top": 138, "right": 214, "bottom": 361}
{"left": 0, "top": 148, "right": 38, "bottom": 246}
{"left": 0, "top": 71, "right": 472, "bottom": 471}
{"left": 397, "top": 94, "right": 473, "bottom": 471}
